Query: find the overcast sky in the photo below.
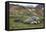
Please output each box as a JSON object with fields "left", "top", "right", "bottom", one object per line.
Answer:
{"left": 10, "top": 3, "right": 39, "bottom": 7}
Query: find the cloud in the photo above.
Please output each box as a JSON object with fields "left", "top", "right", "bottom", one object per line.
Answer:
{"left": 10, "top": 3, "right": 38, "bottom": 7}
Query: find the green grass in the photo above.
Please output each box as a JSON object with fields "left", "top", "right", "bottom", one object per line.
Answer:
{"left": 9, "top": 15, "right": 44, "bottom": 29}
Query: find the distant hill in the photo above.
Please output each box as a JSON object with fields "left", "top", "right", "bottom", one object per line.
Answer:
{"left": 35, "top": 4, "right": 44, "bottom": 16}
{"left": 9, "top": 4, "right": 33, "bottom": 16}
{"left": 35, "top": 4, "right": 44, "bottom": 9}
{"left": 9, "top": 4, "right": 44, "bottom": 16}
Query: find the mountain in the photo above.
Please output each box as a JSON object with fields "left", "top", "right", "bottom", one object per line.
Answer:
{"left": 9, "top": 4, "right": 44, "bottom": 16}
{"left": 35, "top": 4, "right": 44, "bottom": 16}
{"left": 9, "top": 4, "right": 32, "bottom": 16}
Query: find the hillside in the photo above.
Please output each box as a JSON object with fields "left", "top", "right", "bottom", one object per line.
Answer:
{"left": 9, "top": 4, "right": 44, "bottom": 29}
{"left": 9, "top": 4, "right": 44, "bottom": 16}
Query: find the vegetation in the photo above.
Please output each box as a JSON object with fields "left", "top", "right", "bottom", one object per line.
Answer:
{"left": 9, "top": 4, "right": 44, "bottom": 29}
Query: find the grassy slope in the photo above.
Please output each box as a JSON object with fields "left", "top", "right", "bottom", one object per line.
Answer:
{"left": 9, "top": 16, "right": 44, "bottom": 29}
{"left": 9, "top": 4, "right": 44, "bottom": 29}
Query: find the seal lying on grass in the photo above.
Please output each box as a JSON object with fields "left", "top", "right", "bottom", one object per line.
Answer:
{"left": 24, "top": 16, "right": 40, "bottom": 24}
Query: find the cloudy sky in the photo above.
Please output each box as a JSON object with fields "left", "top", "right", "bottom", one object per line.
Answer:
{"left": 10, "top": 3, "right": 39, "bottom": 7}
